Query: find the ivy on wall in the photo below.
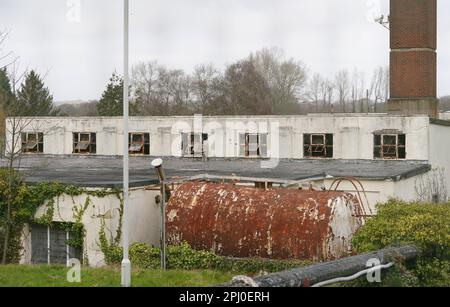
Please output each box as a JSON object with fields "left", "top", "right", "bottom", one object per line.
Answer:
{"left": 0, "top": 168, "right": 123, "bottom": 264}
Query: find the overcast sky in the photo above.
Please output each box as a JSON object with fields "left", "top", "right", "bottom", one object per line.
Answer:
{"left": 0, "top": 0, "right": 449, "bottom": 102}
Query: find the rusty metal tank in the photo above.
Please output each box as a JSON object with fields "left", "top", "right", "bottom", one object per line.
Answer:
{"left": 166, "top": 182, "right": 365, "bottom": 261}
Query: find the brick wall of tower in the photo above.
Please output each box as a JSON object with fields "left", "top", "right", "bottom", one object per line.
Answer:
{"left": 390, "top": 50, "right": 436, "bottom": 98}
{"left": 389, "top": 0, "right": 438, "bottom": 117}
{"left": 390, "top": 0, "right": 437, "bottom": 50}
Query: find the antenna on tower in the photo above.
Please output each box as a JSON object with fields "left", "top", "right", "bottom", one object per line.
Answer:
{"left": 375, "top": 14, "right": 390, "bottom": 30}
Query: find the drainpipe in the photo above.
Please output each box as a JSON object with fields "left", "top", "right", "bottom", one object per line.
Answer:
{"left": 151, "top": 158, "right": 170, "bottom": 270}
{"left": 151, "top": 158, "right": 171, "bottom": 200}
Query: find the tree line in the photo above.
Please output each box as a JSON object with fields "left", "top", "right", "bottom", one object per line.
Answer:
{"left": 94, "top": 47, "right": 391, "bottom": 117}
{"left": 4, "top": 45, "right": 445, "bottom": 119}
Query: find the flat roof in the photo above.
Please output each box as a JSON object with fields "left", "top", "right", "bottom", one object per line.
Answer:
{"left": 6, "top": 113, "right": 431, "bottom": 121}
{"left": 1, "top": 156, "right": 431, "bottom": 188}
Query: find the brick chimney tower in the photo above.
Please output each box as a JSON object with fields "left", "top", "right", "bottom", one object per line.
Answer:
{"left": 388, "top": 0, "right": 438, "bottom": 118}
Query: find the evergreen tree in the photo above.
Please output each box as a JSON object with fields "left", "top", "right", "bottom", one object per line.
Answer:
{"left": 97, "top": 72, "right": 124, "bottom": 116}
{"left": 0, "top": 68, "right": 13, "bottom": 113}
{"left": 97, "top": 72, "right": 137, "bottom": 116}
{"left": 16, "top": 70, "right": 59, "bottom": 116}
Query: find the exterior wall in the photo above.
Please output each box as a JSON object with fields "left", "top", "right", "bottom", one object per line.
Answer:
{"left": 6, "top": 115, "right": 432, "bottom": 161}
{"left": 20, "top": 187, "right": 160, "bottom": 267}
{"left": 390, "top": 0, "right": 437, "bottom": 50}
{"left": 322, "top": 176, "right": 430, "bottom": 213}
{"left": 440, "top": 112, "right": 450, "bottom": 121}
{"left": 429, "top": 124, "right": 450, "bottom": 200}
{"left": 389, "top": 0, "right": 437, "bottom": 118}
{"left": 390, "top": 51, "right": 436, "bottom": 99}
{"left": 322, "top": 178, "right": 395, "bottom": 214}
{"left": 392, "top": 176, "right": 422, "bottom": 202}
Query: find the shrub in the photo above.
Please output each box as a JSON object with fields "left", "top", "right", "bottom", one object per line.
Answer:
{"left": 129, "top": 242, "right": 159, "bottom": 269}
{"left": 351, "top": 199, "right": 450, "bottom": 286}
{"left": 104, "top": 241, "right": 310, "bottom": 274}
{"left": 167, "top": 242, "right": 222, "bottom": 270}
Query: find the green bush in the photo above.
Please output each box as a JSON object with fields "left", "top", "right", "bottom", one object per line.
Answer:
{"left": 129, "top": 242, "right": 159, "bottom": 269}
{"left": 103, "top": 245, "right": 123, "bottom": 265}
{"left": 351, "top": 199, "right": 450, "bottom": 286}
{"left": 167, "top": 242, "right": 222, "bottom": 270}
{"left": 105, "top": 241, "right": 310, "bottom": 274}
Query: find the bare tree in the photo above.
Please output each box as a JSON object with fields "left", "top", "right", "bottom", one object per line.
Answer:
{"left": 321, "top": 79, "right": 334, "bottom": 112}
{"left": 251, "top": 47, "right": 307, "bottom": 114}
{"left": 0, "top": 31, "right": 20, "bottom": 73}
{"left": 415, "top": 168, "right": 448, "bottom": 203}
{"left": 1, "top": 62, "right": 29, "bottom": 264}
{"left": 307, "top": 73, "right": 323, "bottom": 112}
{"left": 167, "top": 69, "right": 193, "bottom": 115}
{"left": 157, "top": 68, "right": 193, "bottom": 115}
{"left": 132, "top": 61, "right": 160, "bottom": 115}
{"left": 132, "top": 62, "right": 194, "bottom": 115}
{"left": 1, "top": 61, "right": 61, "bottom": 263}
{"left": 350, "top": 69, "right": 366, "bottom": 113}
{"left": 335, "top": 69, "right": 350, "bottom": 113}
{"left": 191, "top": 64, "right": 222, "bottom": 114}
{"left": 221, "top": 59, "right": 272, "bottom": 115}
{"left": 369, "top": 66, "right": 389, "bottom": 112}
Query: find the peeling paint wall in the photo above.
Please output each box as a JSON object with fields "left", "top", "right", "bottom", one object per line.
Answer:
{"left": 20, "top": 187, "right": 160, "bottom": 267}
{"left": 166, "top": 182, "right": 364, "bottom": 261}
{"left": 5, "top": 115, "right": 432, "bottom": 160}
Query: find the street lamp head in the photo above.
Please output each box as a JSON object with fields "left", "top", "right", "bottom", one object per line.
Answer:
{"left": 151, "top": 158, "right": 163, "bottom": 168}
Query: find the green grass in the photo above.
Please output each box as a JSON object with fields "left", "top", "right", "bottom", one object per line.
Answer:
{"left": 0, "top": 265, "right": 235, "bottom": 287}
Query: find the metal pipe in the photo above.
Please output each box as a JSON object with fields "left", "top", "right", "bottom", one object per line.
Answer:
{"left": 47, "top": 225, "right": 50, "bottom": 265}
{"left": 161, "top": 181, "right": 167, "bottom": 270}
{"left": 121, "top": 0, "right": 131, "bottom": 288}
{"left": 151, "top": 158, "right": 171, "bottom": 200}
{"left": 66, "top": 231, "right": 70, "bottom": 267}
{"left": 152, "top": 158, "right": 167, "bottom": 270}
{"left": 220, "top": 245, "right": 419, "bottom": 287}
{"left": 311, "top": 262, "right": 394, "bottom": 287}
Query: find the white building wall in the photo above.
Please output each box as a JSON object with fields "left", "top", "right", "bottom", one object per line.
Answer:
{"left": 440, "top": 112, "right": 450, "bottom": 121}
{"left": 20, "top": 187, "right": 160, "bottom": 267}
{"left": 321, "top": 176, "right": 433, "bottom": 213}
{"left": 392, "top": 176, "right": 422, "bottom": 202}
{"left": 6, "top": 115, "right": 433, "bottom": 160}
{"left": 429, "top": 123, "right": 450, "bottom": 200}
{"left": 322, "top": 178, "right": 396, "bottom": 214}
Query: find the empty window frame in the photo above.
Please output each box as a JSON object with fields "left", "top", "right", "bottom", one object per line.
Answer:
{"left": 129, "top": 133, "right": 150, "bottom": 155}
{"left": 181, "top": 133, "right": 208, "bottom": 157}
{"left": 73, "top": 133, "right": 96, "bottom": 154}
{"left": 239, "top": 133, "right": 268, "bottom": 158}
{"left": 374, "top": 134, "right": 406, "bottom": 159}
{"left": 21, "top": 132, "right": 44, "bottom": 153}
{"left": 303, "top": 134, "right": 333, "bottom": 158}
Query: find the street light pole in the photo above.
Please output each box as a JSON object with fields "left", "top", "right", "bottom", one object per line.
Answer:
{"left": 121, "top": 0, "right": 131, "bottom": 288}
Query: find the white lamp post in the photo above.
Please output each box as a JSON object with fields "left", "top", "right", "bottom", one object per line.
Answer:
{"left": 121, "top": 0, "right": 131, "bottom": 288}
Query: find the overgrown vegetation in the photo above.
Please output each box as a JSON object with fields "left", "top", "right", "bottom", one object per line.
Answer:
{"left": 0, "top": 170, "right": 120, "bottom": 264}
{"left": 350, "top": 199, "right": 450, "bottom": 287}
{"left": 101, "top": 241, "right": 311, "bottom": 274}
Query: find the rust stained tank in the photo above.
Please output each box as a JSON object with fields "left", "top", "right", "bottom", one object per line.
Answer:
{"left": 166, "top": 182, "right": 365, "bottom": 261}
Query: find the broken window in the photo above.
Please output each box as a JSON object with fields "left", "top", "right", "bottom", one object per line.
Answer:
{"left": 21, "top": 132, "right": 44, "bottom": 153}
{"left": 73, "top": 132, "right": 96, "bottom": 154}
{"left": 128, "top": 133, "right": 150, "bottom": 155}
{"left": 374, "top": 134, "right": 406, "bottom": 159}
{"left": 239, "top": 133, "right": 268, "bottom": 158}
{"left": 181, "top": 133, "right": 208, "bottom": 157}
{"left": 303, "top": 134, "right": 333, "bottom": 158}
